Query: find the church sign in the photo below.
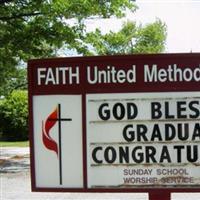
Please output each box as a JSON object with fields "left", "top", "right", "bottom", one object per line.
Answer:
{"left": 28, "top": 54, "right": 200, "bottom": 198}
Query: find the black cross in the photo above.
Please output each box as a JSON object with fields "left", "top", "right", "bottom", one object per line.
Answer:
{"left": 48, "top": 103, "right": 72, "bottom": 185}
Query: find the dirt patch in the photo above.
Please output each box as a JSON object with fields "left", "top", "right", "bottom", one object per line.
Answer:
{"left": 0, "top": 157, "right": 30, "bottom": 173}
{"left": 11, "top": 155, "right": 26, "bottom": 159}
{"left": 0, "top": 159, "right": 7, "bottom": 165}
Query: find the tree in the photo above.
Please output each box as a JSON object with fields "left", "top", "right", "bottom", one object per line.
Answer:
{"left": 0, "top": 90, "right": 28, "bottom": 141}
{"left": 80, "top": 19, "right": 167, "bottom": 55}
{"left": 0, "top": 1, "right": 167, "bottom": 141}
{"left": 0, "top": 1, "right": 167, "bottom": 97}
{"left": 0, "top": 0, "right": 136, "bottom": 96}
{"left": 0, "top": 67, "right": 27, "bottom": 97}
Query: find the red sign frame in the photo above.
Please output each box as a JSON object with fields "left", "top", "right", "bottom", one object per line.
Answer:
{"left": 28, "top": 53, "right": 200, "bottom": 199}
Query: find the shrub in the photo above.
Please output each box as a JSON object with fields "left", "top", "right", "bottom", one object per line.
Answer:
{"left": 0, "top": 90, "right": 28, "bottom": 141}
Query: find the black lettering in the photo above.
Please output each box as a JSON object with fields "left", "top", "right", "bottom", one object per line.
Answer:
{"left": 165, "top": 123, "right": 176, "bottom": 140}
{"left": 177, "top": 101, "right": 187, "bottom": 118}
{"left": 119, "top": 146, "right": 129, "bottom": 163}
{"left": 174, "top": 145, "right": 184, "bottom": 163}
{"left": 132, "top": 146, "right": 143, "bottom": 163}
{"left": 113, "top": 103, "right": 125, "bottom": 120}
{"left": 145, "top": 146, "right": 156, "bottom": 163}
{"left": 127, "top": 103, "right": 138, "bottom": 119}
{"left": 192, "top": 123, "right": 200, "bottom": 140}
{"left": 160, "top": 145, "right": 171, "bottom": 163}
{"left": 187, "top": 145, "right": 198, "bottom": 162}
{"left": 104, "top": 146, "right": 116, "bottom": 163}
{"left": 123, "top": 124, "right": 135, "bottom": 142}
{"left": 178, "top": 123, "right": 189, "bottom": 140}
{"left": 151, "top": 124, "right": 162, "bottom": 141}
{"left": 165, "top": 102, "right": 175, "bottom": 119}
{"left": 189, "top": 101, "right": 200, "bottom": 119}
{"left": 92, "top": 147, "right": 103, "bottom": 164}
{"left": 137, "top": 124, "right": 148, "bottom": 141}
{"left": 98, "top": 103, "right": 110, "bottom": 120}
{"left": 151, "top": 102, "right": 162, "bottom": 119}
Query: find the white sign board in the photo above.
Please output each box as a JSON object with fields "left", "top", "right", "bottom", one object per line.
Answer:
{"left": 33, "top": 95, "right": 83, "bottom": 187}
{"left": 86, "top": 92, "right": 200, "bottom": 188}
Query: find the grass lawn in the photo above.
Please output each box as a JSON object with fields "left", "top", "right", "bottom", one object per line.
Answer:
{"left": 0, "top": 140, "right": 29, "bottom": 147}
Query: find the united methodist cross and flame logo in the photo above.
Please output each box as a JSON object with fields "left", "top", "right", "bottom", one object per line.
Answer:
{"left": 42, "top": 104, "right": 72, "bottom": 185}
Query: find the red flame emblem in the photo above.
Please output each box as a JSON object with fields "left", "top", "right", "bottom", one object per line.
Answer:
{"left": 41, "top": 104, "right": 72, "bottom": 185}
{"left": 42, "top": 106, "right": 58, "bottom": 156}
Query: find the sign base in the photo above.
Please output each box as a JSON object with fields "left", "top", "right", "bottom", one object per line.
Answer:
{"left": 149, "top": 191, "right": 170, "bottom": 200}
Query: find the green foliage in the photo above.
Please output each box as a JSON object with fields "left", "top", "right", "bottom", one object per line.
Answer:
{"left": 0, "top": 1, "right": 136, "bottom": 61}
{"left": 0, "top": 68, "right": 27, "bottom": 97}
{"left": 134, "top": 20, "right": 167, "bottom": 53}
{"left": 0, "top": 0, "right": 136, "bottom": 96}
{"left": 0, "top": 1, "right": 167, "bottom": 141}
{"left": 81, "top": 19, "right": 167, "bottom": 55}
{"left": 0, "top": 90, "right": 28, "bottom": 141}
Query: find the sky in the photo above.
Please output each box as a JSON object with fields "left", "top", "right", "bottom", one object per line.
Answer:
{"left": 86, "top": 0, "right": 200, "bottom": 53}
{"left": 133, "top": 0, "right": 200, "bottom": 53}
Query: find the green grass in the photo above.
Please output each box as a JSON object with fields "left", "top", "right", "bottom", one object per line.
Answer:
{"left": 0, "top": 140, "right": 29, "bottom": 147}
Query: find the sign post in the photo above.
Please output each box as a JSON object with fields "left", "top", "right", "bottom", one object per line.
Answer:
{"left": 149, "top": 191, "right": 170, "bottom": 200}
{"left": 29, "top": 53, "right": 200, "bottom": 199}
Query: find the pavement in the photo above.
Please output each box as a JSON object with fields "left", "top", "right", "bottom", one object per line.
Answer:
{"left": 1, "top": 147, "right": 200, "bottom": 200}
{"left": 0, "top": 147, "right": 30, "bottom": 174}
